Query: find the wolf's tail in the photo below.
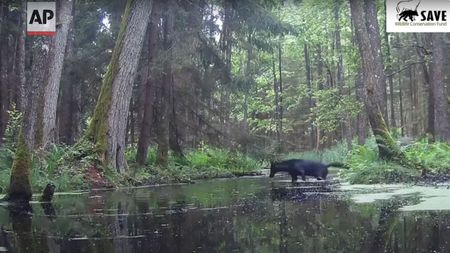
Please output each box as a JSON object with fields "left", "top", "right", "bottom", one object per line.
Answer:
{"left": 327, "top": 162, "right": 350, "bottom": 169}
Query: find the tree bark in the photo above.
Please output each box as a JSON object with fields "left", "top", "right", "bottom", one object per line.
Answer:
{"left": 364, "top": 0, "right": 388, "bottom": 123}
{"left": 25, "top": 38, "right": 51, "bottom": 149}
{"left": 84, "top": 0, "right": 153, "bottom": 173}
{"left": 350, "top": 0, "right": 394, "bottom": 158}
{"left": 304, "top": 43, "right": 315, "bottom": 148}
{"left": 413, "top": 33, "right": 433, "bottom": 137}
{"left": 155, "top": 0, "right": 174, "bottom": 168}
{"left": 169, "top": 73, "right": 183, "bottom": 156}
{"left": 41, "top": 0, "right": 74, "bottom": 148}
{"left": 430, "top": 33, "right": 450, "bottom": 142}
{"left": 355, "top": 68, "right": 367, "bottom": 145}
{"left": 17, "top": 0, "right": 26, "bottom": 113}
{"left": 384, "top": 31, "right": 396, "bottom": 128}
{"left": 0, "top": 1, "right": 8, "bottom": 142}
{"left": 399, "top": 66, "right": 404, "bottom": 136}
{"left": 6, "top": 130, "right": 32, "bottom": 202}
{"left": 278, "top": 41, "right": 283, "bottom": 148}
{"left": 136, "top": 4, "right": 160, "bottom": 165}
{"left": 272, "top": 48, "right": 281, "bottom": 148}
{"left": 58, "top": 14, "right": 81, "bottom": 145}
{"left": 350, "top": 0, "right": 427, "bottom": 173}
{"left": 136, "top": 51, "right": 157, "bottom": 165}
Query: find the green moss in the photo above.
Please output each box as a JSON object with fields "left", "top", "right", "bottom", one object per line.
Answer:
{"left": 6, "top": 130, "right": 32, "bottom": 201}
{"left": 371, "top": 111, "right": 427, "bottom": 174}
{"left": 82, "top": 0, "right": 133, "bottom": 167}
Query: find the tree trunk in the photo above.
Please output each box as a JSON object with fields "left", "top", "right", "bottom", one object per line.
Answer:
{"left": 6, "top": 0, "right": 33, "bottom": 200}
{"left": 272, "top": 48, "right": 281, "bottom": 149}
{"left": 350, "top": 0, "right": 426, "bottom": 173}
{"left": 58, "top": 16, "right": 81, "bottom": 145}
{"left": 17, "top": 0, "right": 26, "bottom": 113}
{"left": 278, "top": 41, "right": 283, "bottom": 149}
{"left": 0, "top": 1, "right": 8, "bottom": 143}
{"left": 304, "top": 43, "right": 315, "bottom": 148}
{"left": 136, "top": 8, "right": 159, "bottom": 165}
{"left": 351, "top": 0, "right": 390, "bottom": 157}
{"left": 169, "top": 73, "right": 183, "bottom": 156}
{"left": 384, "top": 31, "right": 396, "bottom": 128}
{"left": 413, "top": 33, "right": 433, "bottom": 137}
{"left": 356, "top": 68, "right": 367, "bottom": 145}
{"left": 6, "top": 130, "right": 32, "bottom": 202}
{"left": 25, "top": 37, "right": 51, "bottom": 149}
{"left": 155, "top": 0, "right": 174, "bottom": 168}
{"left": 364, "top": 0, "right": 388, "bottom": 123}
{"left": 430, "top": 33, "right": 450, "bottom": 142}
{"left": 84, "top": 0, "right": 153, "bottom": 173}
{"left": 399, "top": 67, "right": 404, "bottom": 136}
{"left": 41, "top": 0, "right": 74, "bottom": 148}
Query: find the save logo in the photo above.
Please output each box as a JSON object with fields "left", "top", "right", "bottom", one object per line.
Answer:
{"left": 397, "top": 0, "right": 421, "bottom": 21}
{"left": 386, "top": 0, "right": 450, "bottom": 33}
{"left": 27, "top": 2, "right": 56, "bottom": 36}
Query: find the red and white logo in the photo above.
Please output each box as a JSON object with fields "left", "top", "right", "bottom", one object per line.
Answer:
{"left": 27, "top": 2, "right": 56, "bottom": 36}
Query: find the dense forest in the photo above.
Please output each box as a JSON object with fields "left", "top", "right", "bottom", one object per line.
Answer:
{"left": 0, "top": 0, "right": 449, "bottom": 198}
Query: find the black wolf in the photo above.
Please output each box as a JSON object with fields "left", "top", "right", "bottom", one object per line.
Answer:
{"left": 269, "top": 159, "right": 348, "bottom": 182}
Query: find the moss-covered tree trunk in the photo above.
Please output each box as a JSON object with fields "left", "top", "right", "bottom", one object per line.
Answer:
{"left": 350, "top": 0, "right": 426, "bottom": 173}
{"left": 6, "top": 130, "right": 32, "bottom": 202}
{"left": 84, "top": 0, "right": 153, "bottom": 173}
{"left": 350, "top": 0, "right": 393, "bottom": 158}
{"left": 5, "top": 1, "right": 33, "bottom": 202}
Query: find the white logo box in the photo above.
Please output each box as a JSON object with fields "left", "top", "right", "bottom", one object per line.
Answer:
{"left": 386, "top": 0, "right": 450, "bottom": 33}
{"left": 27, "top": 2, "right": 56, "bottom": 36}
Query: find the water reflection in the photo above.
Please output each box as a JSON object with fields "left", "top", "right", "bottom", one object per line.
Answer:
{"left": 0, "top": 178, "right": 449, "bottom": 252}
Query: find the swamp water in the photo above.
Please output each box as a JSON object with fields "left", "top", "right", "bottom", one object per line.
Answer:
{"left": 1, "top": 175, "right": 450, "bottom": 252}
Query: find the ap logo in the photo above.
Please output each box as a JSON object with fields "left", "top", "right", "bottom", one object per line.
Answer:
{"left": 27, "top": 2, "right": 56, "bottom": 36}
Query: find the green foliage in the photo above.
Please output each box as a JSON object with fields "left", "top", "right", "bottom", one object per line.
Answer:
{"left": 404, "top": 140, "right": 450, "bottom": 174}
{"left": 2, "top": 105, "right": 22, "bottom": 149}
{"left": 311, "top": 88, "right": 362, "bottom": 132}
{"left": 344, "top": 143, "right": 419, "bottom": 184}
{"left": 0, "top": 139, "right": 262, "bottom": 194}
{"left": 342, "top": 137, "right": 450, "bottom": 184}
{"left": 344, "top": 160, "right": 420, "bottom": 184}
{"left": 187, "top": 146, "right": 261, "bottom": 175}
{"left": 126, "top": 145, "right": 262, "bottom": 185}
{"left": 0, "top": 140, "right": 96, "bottom": 194}
{"left": 283, "top": 141, "right": 351, "bottom": 163}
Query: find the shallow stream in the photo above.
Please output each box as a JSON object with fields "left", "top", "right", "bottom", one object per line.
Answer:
{"left": 1, "top": 175, "right": 450, "bottom": 252}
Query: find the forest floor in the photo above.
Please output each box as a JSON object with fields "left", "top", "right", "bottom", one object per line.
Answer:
{"left": 1, "top": 137, "right": 449, "bottom": 195}
{"left": 282, "top": 138, "right": 450, "bottom": 185}
{"left": 0, "top": 145, "right": 263, "bottom": 194}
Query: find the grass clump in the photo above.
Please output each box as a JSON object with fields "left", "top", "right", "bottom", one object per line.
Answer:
{"left": 126, "top": 145, "right": 262, "bottom": 185}
{"left": 403, "top": 139, "right": 450, "bottom": 174}
{"left": 344, "top": 144, "right": 420, "bottom": 184}
{"left": 341, "top": 137, "right": 450, "bottom": 184}
{"left": 282, "top": 141, "right": 351, "bottom": 164}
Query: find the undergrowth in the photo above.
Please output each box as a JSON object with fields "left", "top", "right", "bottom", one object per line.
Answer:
{"left": 125, "top": 145, "right": 262, "bottom": 185}
{"left": 282, "top": 136, "right": 450, "bottom": 184}
{"left": 0, "top": 141, "right": 262, "bottom": 194}
{"left": 342, "top": 138, "right": 450, "bottom": 184}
